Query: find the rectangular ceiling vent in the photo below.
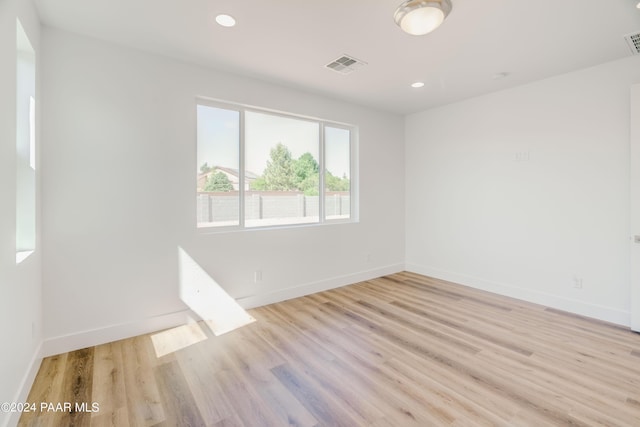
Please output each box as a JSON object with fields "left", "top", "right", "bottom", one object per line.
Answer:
{"left": 325, "top": 54, "right": 366, "bottom": 75}
{"left": 624, "top": 32, "right": 640, "bottom": 55}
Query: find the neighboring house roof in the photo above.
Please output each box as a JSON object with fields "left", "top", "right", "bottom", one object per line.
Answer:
{"left": 197, "top": 166, "right": 259, "bottom": 191}
{"left": 214, "top": 166, "right": 260, "bottom": 181}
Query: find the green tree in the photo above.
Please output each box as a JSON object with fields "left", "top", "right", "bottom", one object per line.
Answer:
{"left": 293, "top": 152, "right": 319, "bottom": 195}
{"left": 250, "top": 144, "right": 346, "bottom": 195}
{"left": 200, "top": 162, "right": 213, "bottom": 174}
{"left": 261, "top": 143, "right": 296, "bottom": 191}
{"left": 326, "top": 171, "right": 350, "bottom": 191}
{"left": 250, "top": 176, "right": 267, "bottom": 191}
{"left": 204, "top": 170, "right": 233, "bottom": 192}
{"left": 298, "top": 173, "right": 319, "bottom": 196}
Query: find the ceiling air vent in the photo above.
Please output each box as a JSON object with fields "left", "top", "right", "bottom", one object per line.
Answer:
{"left": 325, "top": 54, "right": 366, "bottom": 75}
{"left": 624, "top": 32, "right": 640, "bottom": 55}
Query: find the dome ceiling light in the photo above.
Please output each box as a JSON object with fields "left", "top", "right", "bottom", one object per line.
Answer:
{"left": 215, "top": 14, "right": 236, "bottom": 27}
{"left": 394, "top": 0, "right": 452, "bottom": 36}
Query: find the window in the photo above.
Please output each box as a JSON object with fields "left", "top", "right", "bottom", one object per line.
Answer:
{"left": 16, "top": 19, "right": 36, "bottom": 263}
{"left": 324, "top": 126, "right": 351, "bottom": 220}
{"left": 197, "top": 101, "right": 355, "bottom": 229}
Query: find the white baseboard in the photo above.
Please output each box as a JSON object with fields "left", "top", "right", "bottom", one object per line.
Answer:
{"left": 41, "top": 309, "right": 195, "bottom": 358}
{"left": 40, "top": 264, "right": 405, "bottom": 357}
{"left": 237, "top": 264, "right": 405, "bottom": 309}
{"left": 405, "top": 263, "right": 630, "bottom": 327}
{"left": 4, "top": 342, "right": 42, "bottom": 427}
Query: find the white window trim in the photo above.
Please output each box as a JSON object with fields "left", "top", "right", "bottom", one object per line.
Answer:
{"left": 196, "top": 98, "right": 358, "bottom": 232}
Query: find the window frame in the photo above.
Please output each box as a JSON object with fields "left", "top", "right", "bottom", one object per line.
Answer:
{"left": 16, "top": 18, "right": 37, "bottom": 263}
{"left": 196, "top": 98, "right": 357, "bottom": 232}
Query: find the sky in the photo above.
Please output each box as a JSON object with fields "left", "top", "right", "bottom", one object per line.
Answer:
{"left": 197, "top": 104, "right": 351, "bottom": 178}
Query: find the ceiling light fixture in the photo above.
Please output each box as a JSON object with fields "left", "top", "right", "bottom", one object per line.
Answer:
{"left": 215, "top": 14, "right": 236, "bottom": 27}
{"left": 492, "top": 72, "right": 509, "bottom": 80}
{"left": 411, "top": 82, "right": 425, "bottom": 88}
{"left": 394, "top": 0, "right": 452, "bottom": 36}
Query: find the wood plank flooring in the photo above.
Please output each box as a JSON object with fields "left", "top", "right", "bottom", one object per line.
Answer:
{"left": 19, "top": 272, "right": 640, "bottom": 426}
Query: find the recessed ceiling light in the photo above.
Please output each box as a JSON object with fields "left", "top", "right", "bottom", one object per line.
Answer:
{"left": 492, "top": 72, "right": 510, "bottom": 80}
{"left": 637, "top": 1, "right": 640, "bottom": 9}
{"left": 411, "top": 81, "right": 425, "bottom": 88}
{"left": 215, "top": 14, "right": 236, "bottom": 27}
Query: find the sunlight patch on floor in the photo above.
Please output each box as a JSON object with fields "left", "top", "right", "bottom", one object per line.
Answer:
{"left": 151, "top": 321, "right": 208, "bottom": 358}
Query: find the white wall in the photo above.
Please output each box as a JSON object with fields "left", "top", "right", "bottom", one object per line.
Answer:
{"left": 631, "top": 83, "right": 640, "bottom": 331}
{"left": 0, "top": 1, "right": 42, "bottom": 427}
{"left": 41, "top": 28, "right": 405, "bottom": 354}
{"left": 406, "top": 56, "right": 640, "bottom": 325}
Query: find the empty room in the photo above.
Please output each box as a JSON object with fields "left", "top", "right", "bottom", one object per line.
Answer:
{"left": 2, "top": 0, "right": 640, "bottom": 426}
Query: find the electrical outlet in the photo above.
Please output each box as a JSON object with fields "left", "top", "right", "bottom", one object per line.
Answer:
{"left": 573, "top": 276, "right": 583, "bottom": 289}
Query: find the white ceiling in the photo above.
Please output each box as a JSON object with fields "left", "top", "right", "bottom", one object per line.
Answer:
{"left": 34, "top": 0, "right": 640, "bottom": 115}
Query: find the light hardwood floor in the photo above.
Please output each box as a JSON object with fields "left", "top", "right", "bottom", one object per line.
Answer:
{"left": 19, "top": 272, "right": 640, "bottom": 426}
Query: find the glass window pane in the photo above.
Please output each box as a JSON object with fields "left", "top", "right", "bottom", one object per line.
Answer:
{"left": 245, "top": 111, "right": 319, "bottom": 227}
{"left": 325, "top": 126, "right": 351, "bottom": 220}
{"left": 16, "top": 19, "right": 36, "bottom": 259}
{"left": 196, "top": 105, "right": 240, "bottom": 227}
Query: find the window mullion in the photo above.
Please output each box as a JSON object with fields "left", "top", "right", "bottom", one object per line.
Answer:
{"left": 319, "top": 123, "right": 325, "bottom": 223}
{"left": 239, "top": 109, "right": 246, "bottom": 228}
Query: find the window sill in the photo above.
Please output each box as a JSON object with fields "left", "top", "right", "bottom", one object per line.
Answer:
{"left": 197, "top": 217, "right": 357, "bottom": 234}
{"left": 16, "top": 250, "right": 34, "bottom": 264}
